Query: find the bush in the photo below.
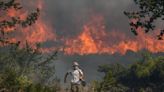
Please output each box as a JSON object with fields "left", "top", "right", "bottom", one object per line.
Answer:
{"left": 95, "top": 52, "right": 164, "bottom": 92}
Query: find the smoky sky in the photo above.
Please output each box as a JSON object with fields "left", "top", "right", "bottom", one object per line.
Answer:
{"left": 54, "top": 52, "right": 164, "bottom": 84}
{"left": 43, "top": 0, "right": 138, "bottom": 37}
{"left": 20, "top": 0, "right": 164, "bottom": 84}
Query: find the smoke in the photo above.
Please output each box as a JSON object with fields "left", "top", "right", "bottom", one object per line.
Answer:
{"left": 39, "top": 0, "right": 164, "bottom": 82}
{"left": 2, "top": 0, "right": 164, "bottom": 83}
{"left": 44, "top": 0, "right": 135, "bottom": 36}
{"left": 42, "top": 0, "right": 164, "bottom": 55}
{"left": 55, "top": 52, "right": 164, "bottom": 83}
{"left": 2, "top": 0, "right": 164, "bottom": 55}
{"left": 28, "top": 0, "right": 164, "bottom": 83}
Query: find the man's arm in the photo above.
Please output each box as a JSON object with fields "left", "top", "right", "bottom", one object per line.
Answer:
{"left": 64, "top": 72, "right": 69, "bottom": 83}
{"left": 79, "top": 69, "right": 84, "bottom": 80}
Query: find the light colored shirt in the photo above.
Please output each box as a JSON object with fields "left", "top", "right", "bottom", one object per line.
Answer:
{"left": 68, "top": 68, "right": 83, "bottom": 84}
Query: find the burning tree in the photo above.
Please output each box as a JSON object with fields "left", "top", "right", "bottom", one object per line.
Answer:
{"left": 0, "top": 0, "right": 59, "bottom": 91}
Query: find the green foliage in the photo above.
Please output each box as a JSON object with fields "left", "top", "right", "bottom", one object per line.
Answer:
{"left": 0, "top": 0, "right": 59, "bottom": 91}
{"left": 124, "top": 0, "right": 164, "bottom": 39}
{"left": 25, "top": 84, "right": 59, "bottom": 92}
{"left": 96, "top": 52, "right": 164, "bottom": 92}
{"left": 97, "top": 64, "right": 128, "bottom": 92}
{"left": 90, "top": 81, "right": 101, "bottom": 92}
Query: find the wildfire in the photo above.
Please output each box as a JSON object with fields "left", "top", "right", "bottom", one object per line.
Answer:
{"left": 63, "top": 15, "right": 164, "bottom": 55}
{"left": 22, "top": 20, "right": 56, "bottom": 45}
{"left": 1, "top": 0, "right": 56, "bottom": 48}
{"left": 1, "top": 0, "right": 164, "bottom": 55}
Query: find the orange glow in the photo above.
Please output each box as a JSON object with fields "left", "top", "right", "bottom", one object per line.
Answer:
{"left": 7, "top": 8, "right": 18, "bottom": 17}
{"left": 21, "top": 19, "right": 56, "bottom": 46}
{"left": 19, "top": 0, "right": 56, "bottom": 48}
{"left": 1, "top": 0, "right": 164, "bottom": 55}
{"left": 63, "top": 15, "right": 164, "bottom": 55}
{"left": 136, "top": 27, "right": 164, "bottom": 53}
{"left": 1, "top": 0, "right": 56, "bottom": 50}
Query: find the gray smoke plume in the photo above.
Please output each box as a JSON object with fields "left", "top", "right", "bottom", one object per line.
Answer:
{"left": 43, "top": 0, "right": 137, "bottom": 37}
{"left": 21, "top": 0, "right": 164, "bottom": 83}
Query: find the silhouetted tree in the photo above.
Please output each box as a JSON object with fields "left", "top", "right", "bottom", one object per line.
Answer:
{"left": 0, "top": 0, "right": 59, "bottom": 92}
{"left": 124, "top": 0, "right": 164, "bottom": 40}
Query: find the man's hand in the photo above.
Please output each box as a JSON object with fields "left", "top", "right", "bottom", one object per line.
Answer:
{"left": 64, "top": 72, "right": 68, "bottom": 83}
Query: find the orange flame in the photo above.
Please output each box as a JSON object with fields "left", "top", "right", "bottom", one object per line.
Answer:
{"left": 63, "top": 15, "right": 164, "bottom": 55}
{"left": 22, "top": 20, "right": 56, "bottom": 45}
{"left": 1, "top": 0, "right": 56, "bottom": 49}
{"left": 1, "top": 0, "right": 164, "bottom": 55}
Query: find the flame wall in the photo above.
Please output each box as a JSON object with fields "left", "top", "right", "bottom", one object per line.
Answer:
{"left": 63, "top": 15, "right": 164, "bottom": 55}
{"left": 1, "top": 0, "right": 164, "bottom": 55}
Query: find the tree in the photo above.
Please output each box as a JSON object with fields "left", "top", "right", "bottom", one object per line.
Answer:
{"left": 0, "top": 0, "right": 58, "bottom": 91}
{"left": 95, "top": 53, "right": 164, "bottom": 92}
{"left": 97, "top": 64, "right": 128, "bottom": 92}
{"left": 124, "top": 0, "right": 164, "bottom": 40}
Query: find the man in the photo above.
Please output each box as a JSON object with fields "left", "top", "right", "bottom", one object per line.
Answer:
{"left": 64, "top": 62, "right": 84, "bottom": 92}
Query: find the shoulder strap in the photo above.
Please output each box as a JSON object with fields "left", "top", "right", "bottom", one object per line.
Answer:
{"left": 78, "top": 69, "right": 84, "bottom": 80}
{"left": 78, "top": 69, "right": 83, "bottom": 75}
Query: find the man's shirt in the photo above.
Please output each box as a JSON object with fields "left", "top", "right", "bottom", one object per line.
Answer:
{"left": 68, "top": 68, "right": 83, "bottom": 84}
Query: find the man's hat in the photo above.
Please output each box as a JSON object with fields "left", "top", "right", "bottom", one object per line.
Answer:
{"left": 73, "top": 61, "right": 79, "bottom": 66}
